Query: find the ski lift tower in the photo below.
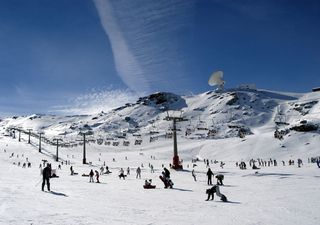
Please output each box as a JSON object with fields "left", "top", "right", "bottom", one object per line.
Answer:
{"left": 38, "top": 131, "right": 44, "bottom": 152}
{"left": 53, "top": 137, "right": 63, "bottom": 162}
{"left": 17, "top": 127, "right": 22, "bottom": 142}
{"left": 77, "top": 130, "right": 94, "bottom": 164}
{"left": 27, "top": 129, "right": 33, "bottom": 144}
{"left": 165, "top": 111, "right": 188, "bottom": 170}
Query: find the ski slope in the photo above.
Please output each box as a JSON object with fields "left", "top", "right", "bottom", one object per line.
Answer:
{"left": 0, "top": 134, "right": 319, "bottom": 225}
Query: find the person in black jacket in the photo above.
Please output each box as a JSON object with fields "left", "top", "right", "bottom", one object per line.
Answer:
{"left": 206, "top": 184, "right": 227, "bottom": 201}
{"left": 206, "top": 168, "right": 214, "bottom": 185}
{"left": 163, "top": 167, "right": 170, "bottom": 178}
{"left": 42, "top": 164, "right": 51, "bottom": 191}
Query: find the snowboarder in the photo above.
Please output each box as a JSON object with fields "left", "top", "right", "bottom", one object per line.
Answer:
{"left": 70, "top": 166, "right": 74, "bottom": 175}
{"left": 163, "top": 167, "right": 170, "bottom": 178}
{"left": 206, "top": 185, "right": 227, "bottom": 202}
{"left": 136, "top": 167, "right": 141, "bottom": 179}
{"left": 206, "top": 168, "right": 214, "bottom": 185}
{"left": 192, "top": 169, "right": 196, "bottom": 181}
{"left": 160, "top": 172, "right": 174, "bottom": 188}
{"left": 89, "top": 169, "right": 94, "bottom": 182}
{"left": 42, "top": 163, "right": 51, "bottom": 191}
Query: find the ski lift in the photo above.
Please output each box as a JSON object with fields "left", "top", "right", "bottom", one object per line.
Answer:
{"left": 150, "top": 136, "right": 158, "bottom": 142}
{"left": 165, "top": 132, "right": 173, "bottom": 139}
{"left": 149, "top": 121, "right": 159, "bottom": 135}
{"left": 196, "top": 120, "right": 208, "bottom": 130}
{"left": 207, "top": 129, "right": 217, "bottom": 138}
{"left": 96, "top": 136, "right": 104, "bottom": 145}
{"left": 134, "top": 139, "right": 143, "bottom": 145}
{"left": 112, "top": 141, "right": 119, "bottom": 146}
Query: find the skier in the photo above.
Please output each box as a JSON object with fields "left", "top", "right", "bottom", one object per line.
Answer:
{"left": 127, "top": 167, "right": 130, "bottom": 175}
{"left": 206, "top": 168, "right": 214, "bottom": 185}
{"left": 136, "top": 167, "right": 141, "bottom": 179}
{"left": 89, "top": 169, "right": 94, "bottom": 182}
{"left": 192, "top": 169, "right": 196, "bottom": 181}
{"left": 160, "top": 171, "right": 174, "bottom": 188}
{"left": 100, "top": 166, "right": 104, "bottom": 175}
{"left": 206, "top": 184, "right": 227, "bottom": 202}
{"left": 297, "top": 159, "right": 303, "bottom": 168}
{"left": 316, "top": 159, "right": 320, "bottom": 168}
{"left": 216, "top": 174, "right": 224, "bottom": 185}
{"left": 42, "top": 163, "right": 51, "bottom": 191}
{"left": 70, "top": 166, "right": 74, "bottom": 175}
{"left": 95, "top": 170, "right": 100, "bottom": 183}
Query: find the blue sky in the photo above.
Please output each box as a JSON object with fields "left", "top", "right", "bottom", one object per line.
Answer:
{"left": 0, "top": 0, "right": 319, "bottom": 116}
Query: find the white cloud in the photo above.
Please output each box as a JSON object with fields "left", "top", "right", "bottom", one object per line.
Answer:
{"left": 93, "top": 0, "right": 195, "bottom": 93}
{"left": 51, "top": 88, "right": 142, "bottom": 115}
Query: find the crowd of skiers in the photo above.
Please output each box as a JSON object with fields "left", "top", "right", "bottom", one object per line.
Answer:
{"left": 235, "top": 158, "right": 311, "bottom": 169}
{"left": 2, "top": 146, "right": 320, "bottom": 203}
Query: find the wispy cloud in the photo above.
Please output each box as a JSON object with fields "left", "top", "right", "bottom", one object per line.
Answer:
{"left": 93, "top": 0, "right": 195, "bottom": 93}
{"left": 51, "top": 88, "right": 142, "bottom": 115}
{"left": 212, "top": 0, "right": 282, "bottom": 21}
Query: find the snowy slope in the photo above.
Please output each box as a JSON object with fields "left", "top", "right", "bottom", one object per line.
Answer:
{"left": 0, "top": 89, "right": 320, "bottom": 225}
{"left": 1, "top": 89, "right": 319, "bottom": 160}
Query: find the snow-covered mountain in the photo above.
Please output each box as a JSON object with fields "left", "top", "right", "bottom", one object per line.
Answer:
{"left": 1, "top": 89, "right": 320, "bottom": 225}
{"left": 1, "top": 88, "right": 319, "bottom": 160}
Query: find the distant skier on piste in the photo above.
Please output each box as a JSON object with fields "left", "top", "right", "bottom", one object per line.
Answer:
{"left": 89, "top": 169, "right": 94, "bottom": 182}
{"left": 42, "top": 163, "right": 51, "bottom": 191}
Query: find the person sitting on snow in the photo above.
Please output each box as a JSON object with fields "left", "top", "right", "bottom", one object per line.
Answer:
{"left": 119, "top": 168, "right": 126, "bottom": 179}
